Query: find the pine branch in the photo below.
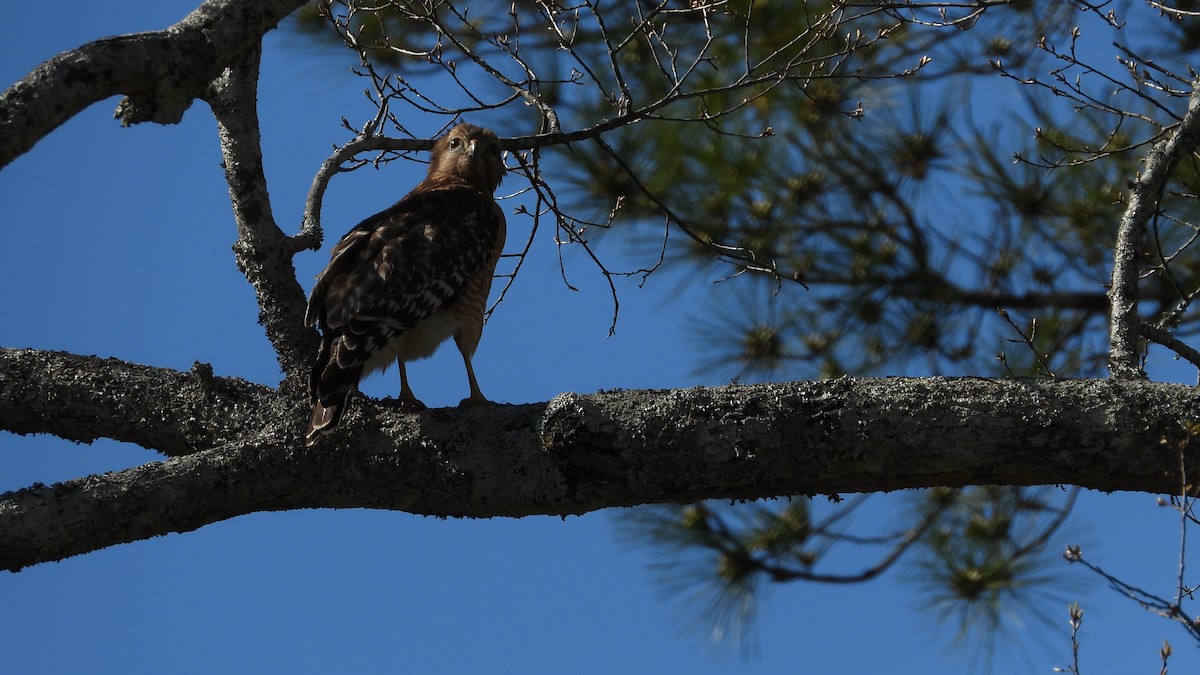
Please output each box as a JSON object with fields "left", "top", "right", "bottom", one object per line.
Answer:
{"left": 3, "top": 371, "right": 1200, "bottom": 571}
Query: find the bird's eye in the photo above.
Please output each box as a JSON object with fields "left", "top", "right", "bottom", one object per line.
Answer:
{"left": 449, "top": 137, "right": 463, "bottom": 150}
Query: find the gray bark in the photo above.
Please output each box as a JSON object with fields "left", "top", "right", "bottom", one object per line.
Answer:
{"left": 205, "top": 43, "right": 317, "bottom": 383}
{"left": 0, "top": 0, "right": 306, "bottom": 168}
{"left": 0, "top": 348, "right": 278, "bottom": 453}
{"left": 1109, "top": 79, "right": 1200, "bottom": 379}
{"left": 2, "top": 352, "right": 1198, "bottom": 572}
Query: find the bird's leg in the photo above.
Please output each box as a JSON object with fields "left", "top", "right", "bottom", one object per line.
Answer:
{"left": 454, "top": 335, "right": 490, "bottom": 407}
{"left": 397, "top": 359, "right": 426, "bottom": 410}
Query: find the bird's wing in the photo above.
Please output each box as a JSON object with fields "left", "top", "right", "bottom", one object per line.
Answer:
{"left": 308, "top": 186, "right": 501, "bottom": 331}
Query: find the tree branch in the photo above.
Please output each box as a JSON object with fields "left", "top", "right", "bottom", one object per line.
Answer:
{"left": 204, "top": 43, "right": 317, "bottom": 384}
{"left": 3, "top": 376, "right": 1198, "bottom": 571}
{"left": 1141, "top": 324, "right": 1200, "bottom": 377}
{"left": 0, "top": 0, "right": 306, "bottom": 169}
{"left": 299, "top": 134, "right": 430, "bottom": 250}
{"left": 0, "top": 347, "right": 278, "bottom": 455}
{"left": 1109, "top": 79, "right": 1200, "bottom": 379}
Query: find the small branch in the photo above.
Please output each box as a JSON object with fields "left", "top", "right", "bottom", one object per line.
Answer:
{"left": 591, "top": 133, "right": 804, "bottom": 285}
{"left": 747, "top": 495, "right": 951, "bottom": 584}
{"left": 1110, "top": 79, "right": 1200, "bottom": 379}
{"left": 998, "top": 308, "right": 1057, "bottom": 377}
{"left": 511, "top": 147, "right": 650, "bottom": 335}
{"left": 299, "top": 133, "right": 430, "bottom": 252}
{"left": 1060, "top": 603, "right": 1084, "bottom": 675}
{"left": 487, "top": 156, "right": 544, "bottom": 321}
{"left": 1142, "top": 324, "right": 1200, "bottom": 379}
{"left": 1065, "top": 544, "right": 1200, "bottom": 642}
{"left": 1173, "top": 448, "right": 1190, "bottom": 614}
{"left": 1062, "top": 433, "right": 1200, "bottom": 646}
{"left": 432, "top": 4, "right": 563, "bottom": 133}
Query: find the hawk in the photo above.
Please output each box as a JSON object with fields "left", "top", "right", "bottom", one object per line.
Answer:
{"left": 305, "top": 123, "right": 507, "bottom": 445}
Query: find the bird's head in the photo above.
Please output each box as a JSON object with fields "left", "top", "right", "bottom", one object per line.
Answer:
{"left": 429, "top": 123, "right": 505, "bottom": 194}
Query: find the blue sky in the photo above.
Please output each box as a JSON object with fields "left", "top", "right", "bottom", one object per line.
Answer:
{"left": 3, "top": 2, "right": 1200, "bottom": 673}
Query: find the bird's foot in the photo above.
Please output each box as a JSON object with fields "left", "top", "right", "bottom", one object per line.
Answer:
{"left": 458, "top": 393, "right": 491, "bottom": 408}
{"left": 398, "top": 393, "right": 427, "bottom": 411}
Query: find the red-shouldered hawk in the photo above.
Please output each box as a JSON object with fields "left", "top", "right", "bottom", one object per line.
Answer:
{"left": 304, "top": 123, "right": 506, "bottom": 445}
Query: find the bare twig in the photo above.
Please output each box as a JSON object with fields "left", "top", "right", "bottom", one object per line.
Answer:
{"left": 998, "top": 308, "right": 1057, "bottom": 377}
{"left": 1052, "top": 602, "right": 1084, "bottom": 675}
{"left": 1062, "top": 428, "right": 1200, "bottom": 646}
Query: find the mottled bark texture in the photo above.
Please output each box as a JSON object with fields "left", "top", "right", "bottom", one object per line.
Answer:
{"left": 1109, "top": 79, "right": 1200, "bottom": 379}
{"left": 3, "top": 354, "right": 1199, "bottom": 571}
{"left": 0, "top": 348, "right": 280, "bottom": 454}
{"left": 205, "top": 44, "right": 317, "bottom": 383}
{"left": 0, "top": 0, "right": 306, "bottom": 168}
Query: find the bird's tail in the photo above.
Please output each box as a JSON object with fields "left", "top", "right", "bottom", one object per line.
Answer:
{"left": 306, "top": 338, "right": 361, "bottom": 446}
{"left": 306, "top": 399, "right": 344, "bottom": 446}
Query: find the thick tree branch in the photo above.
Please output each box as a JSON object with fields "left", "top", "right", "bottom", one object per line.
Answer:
{"left": 0, "top": 0, "right": 305, "bottom": 169}
{"left": 204, "top": 44, "right": 317, "bottom": 384}
{"left": 0, "top": 347, "right": 278, "bottom": 455}
{"left": 1109, "top": 79, "right": 1200, "bottom": 379}
{"left": 3, "top": 376, "right": 1198, "bottom": 571}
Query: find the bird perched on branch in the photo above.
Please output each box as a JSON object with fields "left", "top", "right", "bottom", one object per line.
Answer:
{"left": 305, "top": 123, "right": 507, "bottom": 445}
